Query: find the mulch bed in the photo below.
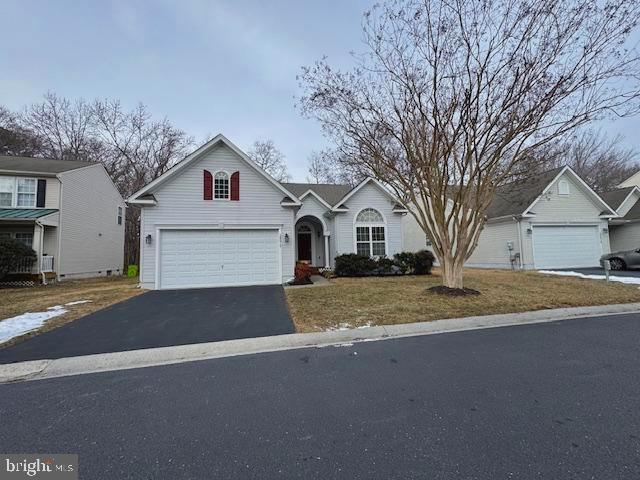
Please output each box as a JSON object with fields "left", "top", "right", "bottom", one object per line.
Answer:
{"left": 427, "top": 285, "right": 481, "bottom": 296}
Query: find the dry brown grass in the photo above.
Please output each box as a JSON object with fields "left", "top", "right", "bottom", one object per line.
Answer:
{"left": 0, "top": 276, "right": 144, "bottom": 348}
{"left": 286, "top": 268, "right": 640, "bottom": 332}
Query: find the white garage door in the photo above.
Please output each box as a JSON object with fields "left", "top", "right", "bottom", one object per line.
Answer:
{"left": 159, "top": 229, "right": 280, "bottom": 289}
{"left": 533, "top": 225, "right": 602, "bottom": 269}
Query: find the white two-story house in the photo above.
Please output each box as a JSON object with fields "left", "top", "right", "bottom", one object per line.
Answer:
{"left": 0, "top": 156, "right": 126, "bottom": 281}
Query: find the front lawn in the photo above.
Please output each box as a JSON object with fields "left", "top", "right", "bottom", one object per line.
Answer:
{"left": 0, "top": 276, "right": 143, "bottom": 347}
{"left": 285, "top": 268, "right": 640, "bottom": 332}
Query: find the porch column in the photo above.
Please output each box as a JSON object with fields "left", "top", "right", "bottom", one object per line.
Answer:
{"left": 32, "top": 223, "right": 44, "bottom": 273}
{"left": 324, "top": 233, "right": 330, "bottom": 269}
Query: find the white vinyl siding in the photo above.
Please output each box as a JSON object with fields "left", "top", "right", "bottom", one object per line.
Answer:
{"left": 140, "top": 144, "right": 295, "bottom": 288}
{"left": 58, "top": 165, "right": 125, "bottom": 279}
{"left": 610, "top": 223, "right": 640, "bottom": 252}
{"left": 466, "top": 219, "right": 520, "bottom": 269}
{"left": 334, "top": 182, "right": 403, "bottom": 257}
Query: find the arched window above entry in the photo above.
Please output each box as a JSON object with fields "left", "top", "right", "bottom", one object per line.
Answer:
{"left": 214, "top": 171, "right": 230, "bottom": 199}
{"left": 356, "top": 208, "right": 384, "bottom": 223}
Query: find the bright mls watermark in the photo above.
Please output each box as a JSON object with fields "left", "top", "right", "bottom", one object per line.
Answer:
{"left": 0, "top": 455, "right": 77, "bottom": 480}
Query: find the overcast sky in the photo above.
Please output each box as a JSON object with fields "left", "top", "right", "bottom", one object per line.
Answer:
{"left": 1, "top": 0, "right": 638, "bottom": 181}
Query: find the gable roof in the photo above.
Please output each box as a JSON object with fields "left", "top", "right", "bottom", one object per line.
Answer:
{"left": 486, "top": 167, "right": 564, "bottom": 218}
{"left": 622, "top": 198, "right": 640, "bottom": 220}
{"left": 280, "top": 183, "right": 352, "bottom": 207}
{"left": 128, "top": 134, "right": 301, "bottom": 205}
{"left": 330, "top": 177, "right": 406, "bottom": 212}
{"left": 600, "top": 186, "right": 638, "bottom": 211}
{"left": 0, "top": 155, "right": 95, "bottom": 175}
{"left": 486, "top": 166, "right": 617, "bottom": 219}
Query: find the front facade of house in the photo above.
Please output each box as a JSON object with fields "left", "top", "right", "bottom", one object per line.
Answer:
{"left": 403, "top": 166, "right": 616, "bottom": 270}
{"left": 129, "top": 135, "right": 407, "bottom": 290}
{"left": 0, "top": 156, "right": 126, "bottom": 281}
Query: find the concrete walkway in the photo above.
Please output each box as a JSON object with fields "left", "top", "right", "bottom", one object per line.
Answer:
{"left": 2, "top": 302, "right": 640, "bottom": 384}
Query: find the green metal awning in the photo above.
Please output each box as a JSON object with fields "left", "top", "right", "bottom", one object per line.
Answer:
{"left": 0, "top": 208, "right": 58, "bottom": 219}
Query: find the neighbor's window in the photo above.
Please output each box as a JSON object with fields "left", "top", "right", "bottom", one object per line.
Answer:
{"left": 355, "top": 208, "right": 386, "bottom": 257}
{"left": 558, "top": 180, "right": 570, "bottom": 196}
{"left": 214, "top": 171, "right": 230, "bottom": 199}
{"left": 17, "top": 178, "right": 36, "bottom": 207}
{"left": 117, "top": 206, "right": 123, "bottom": 225}
{"left": 0, "top": 178, "right": 13, "bottom": 207}
{"left": 14, "top": 232, "right": 33, "bottom": 247}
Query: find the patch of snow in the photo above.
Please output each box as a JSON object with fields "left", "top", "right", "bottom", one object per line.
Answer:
{"left": 357, "top": 322, "right": 373, "bottom": 329}
{"left": 539, "top": 270, "right": 640, "bottom": 285}
{"left": 326, "top": 322, "right": 352, "bottom": 332}
{"left": 333, "top": 343, "right": 354, "bottom": 347}
{"left": 65, "top": 300, "right": 92, "bottom": 306}
{"left": 0, "top": 306, "right": 68, "bottom": 344}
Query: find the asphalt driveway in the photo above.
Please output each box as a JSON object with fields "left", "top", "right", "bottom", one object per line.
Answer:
{"left": 0, "top": 285, "right": 294, "bottom": 364}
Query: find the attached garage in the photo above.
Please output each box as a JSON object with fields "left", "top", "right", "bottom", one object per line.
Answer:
{"left": 158, "top": 229, "right": 281, "bottom": 290}
{"left": 532, "top": 225, "right": 602, "bottom": 269}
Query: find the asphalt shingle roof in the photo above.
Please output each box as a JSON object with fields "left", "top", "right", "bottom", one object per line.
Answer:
{"left": 486, "top": 166, "right": 565, "bottom": 219}
{"left": 0, "top": 208, "right": 58, "bottom": 219}
{"left": 0, "top": 156, "right": 95, "bottom": 175}
{"left": 281, "top": 182, "right": 353, "bottom": 207}
{"left": 600, "top": 187, "right": 635, "bottom": 212}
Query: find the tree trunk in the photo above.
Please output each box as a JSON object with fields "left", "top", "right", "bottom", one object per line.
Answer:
{"left": 440, "top": 254, "right": 464, "bottom": 289}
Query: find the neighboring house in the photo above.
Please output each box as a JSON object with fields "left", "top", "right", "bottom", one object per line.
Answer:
{"left": 601, "top": 186, "right": 640, "bottom": 252}
{"left": 0, "top": 156, "right": 126, "bottom": 281}
{"left": 404, "top": 166, "right": 617, "bottom": 270}
{"left": 128, "top": 134, "right": 407, "bottom": 290}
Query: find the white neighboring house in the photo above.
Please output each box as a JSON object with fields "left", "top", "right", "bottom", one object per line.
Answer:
{"left": 403, "top": 166, "right": 617, "bottom": 270}
{"left": 0, "top": 156, "right": 126, "bottom": 281}
{"left": 128, "top": 134, "right": 407, "bottom": 290}
{"left": 600, "top": 185, "right": 640, "bottom": 253}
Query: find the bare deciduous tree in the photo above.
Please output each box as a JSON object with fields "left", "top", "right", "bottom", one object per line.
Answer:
{"left": 92, "top": 99, "right": 193, "bottom": 265}
{"left": 0, "top": 106, "right": 41, "bottom": 156}
{"left": 519, "top": 131, "right": 638, "bottom": 193}
{"left": 299, "top": 0, "right": 640, "bottom": 290}
{"left": 247, "top": 139, "right": 291, "bottom": 181}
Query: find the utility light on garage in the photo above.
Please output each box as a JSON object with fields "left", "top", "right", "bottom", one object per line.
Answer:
{"left": 146, "top": 234, "right": 152, "bottom": 245}
{"left": 284, "top": 233, "right": 290, "bottom": 243}
{"left": 526, "top": 228, "right": 532, "bottom": 235}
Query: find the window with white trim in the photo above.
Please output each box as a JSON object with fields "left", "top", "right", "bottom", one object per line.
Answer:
{"left": 558, "top": 180, "right": 570, "bottom": 195}
{"left": 355, "top": 208, "right": 386, "bottom": 257}
{"left": 17, "top": 178, "right": 36, "bottom": 207}
{"left": 0, "top": 178, "right": 13, "bottom": 207}
{"left": 214, "top": 172, "right": 230, "bottom": 199}
{"left": 14, "top": 232, "right": 33, "bottom": 247}
{"left": 117, "top": 206, "right": 123, "bottom": 225}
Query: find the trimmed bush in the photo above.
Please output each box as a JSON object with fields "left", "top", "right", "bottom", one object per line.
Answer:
{"left": 334, "top": 254, "right": 377, "bottom": 277}
{"left": 293, "top": 261, "right": 313, "bottom": 284}
{"left": 413, "top": 250, "right": 435, "bottom": 275}
{"left": 0, "top": 238, "right": 37, "bottom": 280}
{"left": 393, "top": 252, "right": 415, "bottom": 274}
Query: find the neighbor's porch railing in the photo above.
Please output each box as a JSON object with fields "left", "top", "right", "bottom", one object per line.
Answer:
{"left": 11, "top": 255, "right": 55, "bottom": 274}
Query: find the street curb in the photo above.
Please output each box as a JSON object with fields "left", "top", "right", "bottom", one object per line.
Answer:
{"left": 2, "top": 302, "right": 640, "bottom": 383}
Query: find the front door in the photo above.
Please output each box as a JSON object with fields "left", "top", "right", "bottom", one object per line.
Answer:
{"left": 297, "top": 232, "right": 312, "bottom": 262}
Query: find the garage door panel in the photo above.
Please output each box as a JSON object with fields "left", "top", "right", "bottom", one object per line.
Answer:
{"left": 159, "top": 229, "right": 280, "bottom": 289}
{"left": 533, "top": 226, "right": 601, "bottom": 269}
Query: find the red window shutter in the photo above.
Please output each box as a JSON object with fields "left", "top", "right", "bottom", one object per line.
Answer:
{"left": 231, "top": 171, "right": 240, "bottom": 201}
{"left": 203, "top": 170, "right": 213, "bottom": 200}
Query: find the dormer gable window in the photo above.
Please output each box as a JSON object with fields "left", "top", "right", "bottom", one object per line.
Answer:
{"left": 214, "top": 171, "right": 230, "bottom": 199}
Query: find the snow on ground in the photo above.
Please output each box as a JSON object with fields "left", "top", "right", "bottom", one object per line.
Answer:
{"left": 539, "top": 270, "right": 640, "bottom": 285}
{"left": 326, "top": 321, "right": 374, "bottom": 332}
{"left": 0, "top": 305, "right": 68, "bottom": 344}
{"left": 65, "top": 300, "right": 92, "bottom": 306}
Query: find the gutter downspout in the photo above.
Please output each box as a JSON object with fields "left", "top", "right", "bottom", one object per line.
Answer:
{"left": 514, "top": 215, "right": 524, "bottom": 270}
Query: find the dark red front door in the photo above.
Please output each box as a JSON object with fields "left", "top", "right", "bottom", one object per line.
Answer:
{"left": 297, "top": 233, "right": 312, "bottom": 262}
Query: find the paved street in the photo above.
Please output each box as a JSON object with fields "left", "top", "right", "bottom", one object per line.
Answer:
{"left": 2, "top": 313, "right": 640, "bottom": 479}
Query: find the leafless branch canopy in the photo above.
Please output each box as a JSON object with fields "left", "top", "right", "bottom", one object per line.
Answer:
{"left": 299, "top": 0, "right": 640, "bottom": 287}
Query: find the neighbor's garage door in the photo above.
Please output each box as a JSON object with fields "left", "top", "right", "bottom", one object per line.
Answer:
{"left": 159, "top": 229, "right": 280, "bottom": 289}
{"left": 532, "top": 225, "right": 602, "bottom": 269}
